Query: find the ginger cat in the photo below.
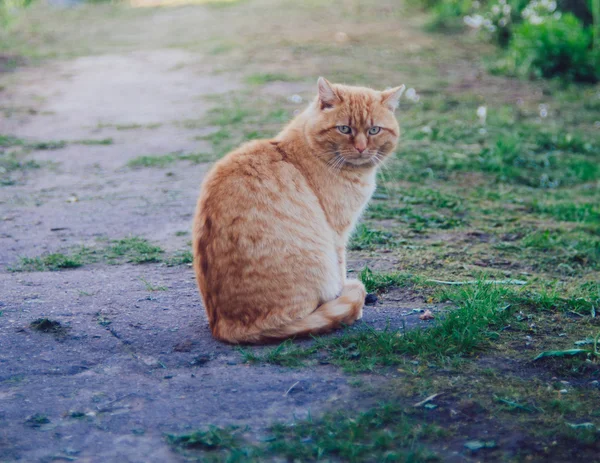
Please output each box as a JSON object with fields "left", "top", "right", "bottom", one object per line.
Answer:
{"left": 193, "top": 78, "right": 404, "bottom": 343}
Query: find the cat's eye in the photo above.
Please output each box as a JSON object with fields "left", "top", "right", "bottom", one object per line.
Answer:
{"left": 368, "top": 126, "right": 381, "bottom": 135}
{"left": 337, "top": 125, "right": 352, "bottom": 135}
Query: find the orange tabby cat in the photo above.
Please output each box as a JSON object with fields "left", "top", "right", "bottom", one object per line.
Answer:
{"left": 193, "top": 78, "right": 404, "bottom": 343}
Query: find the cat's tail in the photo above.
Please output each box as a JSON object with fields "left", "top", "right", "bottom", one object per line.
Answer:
{"left": 215, "top": 280, "right": 366, "bottom": 344}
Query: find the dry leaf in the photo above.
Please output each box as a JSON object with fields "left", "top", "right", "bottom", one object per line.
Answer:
{"left": 419, "top": 309, "right": 434, "bottom": 320}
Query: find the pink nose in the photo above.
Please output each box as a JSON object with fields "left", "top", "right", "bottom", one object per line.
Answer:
{"left": 356, "top": 146, "right": 366, "bottom": 154}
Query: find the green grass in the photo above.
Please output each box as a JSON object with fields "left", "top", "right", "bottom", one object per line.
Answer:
{"left": 521, "top": 229, "right": 600, "bottom": 271}
{"left": 238, "top": 280, "right": 515, "bottom": 372}
{"left": 139, "top": 277, "right": 167, "bottom": 291}
{"left": 267, "top": 403, "right": 440, "bottom": 462}
{"left": 359, "top": 266, "right": 413, "bottom": 293}
{"left": 348, "top": 224, "right": 396, "bottom": 250}
{"left": 238, "top": 339, "right": 317, "bottom": 367}
{"left": 28, "top": 140, "right": 67, "bottom": 150}
{"left": 104, "top": 237, "right": 164, "bottom": 264}
{"left": 0, "top": 134, "right": 41, "bottom": 185}
{"left": 14, "top": 253, "right": 83, "bottom": 271}
{"left": 530, "top": 201, "right": 600, "bottom": 224}
{"left": 165, "top": 250, "right": 193, "bottom": 266}
{"left": 167, "top": 426, "right": 242, "bottom": 451}
{"left": 127, "top": 152, "right": 216, "bottom": 168}
{"left": 319, "top": 281, "right": 512, "bottom": 371}
{"left": 8, "top": 237, "right": 178, "bottom": 271}
{"left": 245, "top": 72, "right": 298, "bottom": 85}
{"left": 76, "top": 138, "right": 114, "bottom": 145}
{"left": 166, "top": 404, "right": 440, "bottom": 462}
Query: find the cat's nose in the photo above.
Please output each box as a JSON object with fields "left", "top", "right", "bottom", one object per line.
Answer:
{"left": 354, "top": 134, "right": 368, "bottom": 153}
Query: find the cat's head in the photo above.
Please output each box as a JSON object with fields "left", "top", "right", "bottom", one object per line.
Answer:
{"left": 304, "top": 77, "right": 404, "bottom": 169}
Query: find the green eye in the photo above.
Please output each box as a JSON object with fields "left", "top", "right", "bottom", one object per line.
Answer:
{"left": 337, "top": 125, "right": 352, "bottom": 135}
{"left": 368, "top": 126, "right": 381, "bottom": 135}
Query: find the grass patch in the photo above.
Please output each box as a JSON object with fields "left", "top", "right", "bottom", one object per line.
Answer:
{"left": 167, "top": 426, "right": 241, "bottom": 451}
{"left": 165, "top": 249, "right": 193, "bottom": 266}
{"left": 238, "top": 281, "right": 515, "bottom": 372}
{"left": 14, "top": 253, "right": 83, "bottom": 271}
{"left": 139, "top": 277, "right": 167, "bottom": 291}
{"left": 358, "top": 266, "right": 413, "bottom": 293}
{"left": 127, "top": 152, "right": 216, "bottom": 168}
{"left": 7, "top": 237, "right": 178, "bottom": 271}
{"left": 76, "top": 138, "right": 114, "bottom": 145}
{"left": 267, "top": 403, "right": 439, "bottom": 462}
{"left": 166, "top": 403, "right": 440, "bottom": 462}
{"left": 245, "top": 72, "right": 298, "bottom": 85}
{"left": 318, "top": 281, "right": 511, "bottom": 371}
{"left": 0, "top": 134, "right": 41, "bottom": 185}
{"left": 348, "top": 224, "right": 395, "bottom": 250}
{"left": 521, "top": 229, "right": 600, "bottom": 271}
{"left": 104, "top": 237, "right": 164, "bottom": 264}
{"left": 238, "top": 339, "right": 317, "bottom": 367}
{"left": 28, "top": 140, "right": 67, "bottom": 150}
{"left": 530, "top": 201, "right": 600, "bottom": 224}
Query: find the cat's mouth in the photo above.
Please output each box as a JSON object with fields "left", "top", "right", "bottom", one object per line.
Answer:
{"left": 342, "top": 151, "right": 379, "bottom": 166}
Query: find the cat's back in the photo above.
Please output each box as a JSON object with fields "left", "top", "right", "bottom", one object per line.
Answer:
{"left": 194, "top": 138, "right": 328, "bottom": 252}
{"left": 193, "top": 139, "right": 336, "bottom": 332}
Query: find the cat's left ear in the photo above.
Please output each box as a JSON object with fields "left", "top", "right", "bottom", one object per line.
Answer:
{"left": 317, "top": 77, "right": 339, "bottom": 109}
{"left": 381, "top": 85, "right": 406, "bottom": 111}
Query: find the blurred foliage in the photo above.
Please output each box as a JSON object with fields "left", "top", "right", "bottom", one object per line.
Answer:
{"left": 414, "top": 0, "right": 600, "bottom": 82}
{"left": 508, "top": 13, "right": 598, "bottom": 81}
{"left": 0, "top": 0, "right": 34, "bottom": 26}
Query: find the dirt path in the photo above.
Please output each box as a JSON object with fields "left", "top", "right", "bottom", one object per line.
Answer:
{"left": 0, "top": 11, "right": 435, "bottom": 462}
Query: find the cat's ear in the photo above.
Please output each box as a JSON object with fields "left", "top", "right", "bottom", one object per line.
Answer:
{"left": 381, "top": 85, "right": 406, "bottom": 111}
{"left": 317, "top": 77, "right": 339, "bottom": 110}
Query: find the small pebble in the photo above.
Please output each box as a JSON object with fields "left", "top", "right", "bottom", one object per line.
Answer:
{"left": 365, "top": 293, "right": 378, "bottom": 305}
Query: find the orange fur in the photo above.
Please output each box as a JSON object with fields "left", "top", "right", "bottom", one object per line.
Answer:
{"left": 193, "top": 78, "right": 403, "bottom": 344}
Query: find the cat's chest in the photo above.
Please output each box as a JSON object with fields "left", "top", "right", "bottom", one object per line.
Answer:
{"left": 325, "top": 172, "right": 376, "bottom": 234}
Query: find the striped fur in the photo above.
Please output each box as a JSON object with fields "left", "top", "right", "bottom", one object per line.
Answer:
{"left": 193, "top": 78, "right": 403, "bottom": 344}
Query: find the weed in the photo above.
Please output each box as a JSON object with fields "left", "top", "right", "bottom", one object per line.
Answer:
{"left": 349, "top": 224, "right": 395, "bottom": 250}
{"left": 127, "top": 152, "right": 216, "bottom": 168}
{"left": 24, "top": 414, "right": 50, "bottom": 428}
{"left": 105, "top": 237, "right": 164, "bottom": 264}
{"left": 13, "top": 253, "right": 82, "bottom": 271}
{"left": 530, "top": 201, "right": 600, "bottom": 224}
{"left": 28, "top": 140, "right": 67, "bottom": 150}
{"left": 238, "top": 339, "right": 316, "bottom": 367}
{"left": 245, "top": 73, "right": 298, "bottom": 85}
{"left": 139, "top": 277, "right": 167, "bottom": 291}
{"left": 166, "top": 426, "right": 241, "bottom": 451}
{"left": 268, "top": 403, "right": 440, "bottom": 462}
{"left": 359, "top": 266, "right": 412, "bottom": 293}
{"left": 76, "top": 138, "right": 113, "bottom": 145}
{"left": 165, "top": 250, "right": 193, "bottom": 266}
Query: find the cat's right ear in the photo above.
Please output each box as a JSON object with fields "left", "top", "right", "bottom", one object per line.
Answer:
{"left": 317, "top": 77, "right": 339, "bottom": 110}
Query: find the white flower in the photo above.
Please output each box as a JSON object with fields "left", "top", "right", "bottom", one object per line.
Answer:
{"left": 288, "top": 94, "right": 303, "bottom": 104}
{"left": 502, "top": 4, "right": 511, "bottom": 15}
{"left": 539, "top": 104, "right": 548, "bottom": 118}
{"left": 530, "top": 14, "right": 543, "bottom": 24}
{"left": 464, "top": 14, "right": 484, "bottom": 28}
{"left": 477, "top": 105, "right": 487, "bottom": 124}
{"left": 492, "top": 5, "right": 500, "bottom": 14}
{"left": 499, "top": 18, "right": 507, "bottom": 26}
{"left": 405, "top": 88, "right": 420, "bottom": 103}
